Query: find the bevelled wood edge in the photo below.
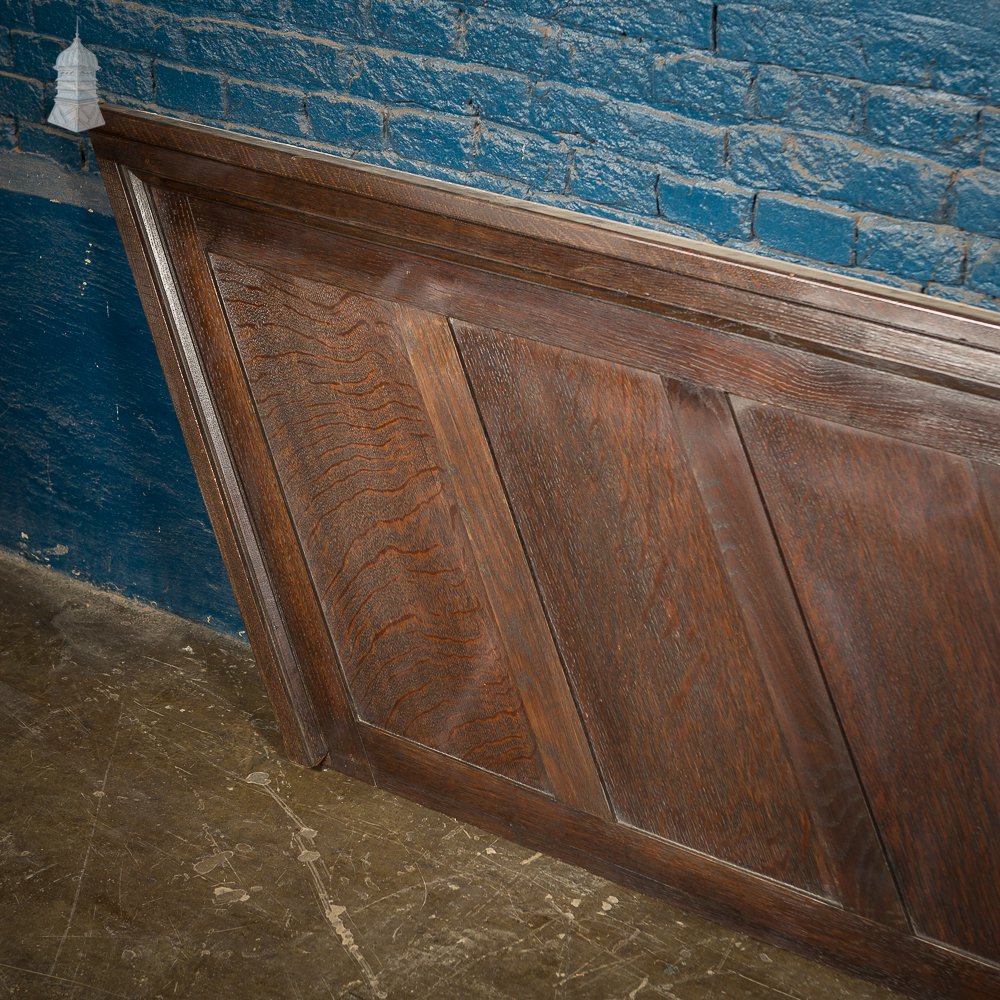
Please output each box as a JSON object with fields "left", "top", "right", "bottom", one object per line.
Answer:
{"left": 97, "top": 160, "right": 331, "bottom": 769}
{"left": 668, "top": 381, "right": 908, "bottom": 929}
{"left": 203, "top": 206, "right": 1000, "bottom": 468}
{"left": 397, "top": 305, "right": 612, "bottom": 819}
{"left": 148, "top": 183, "right": 373, "bottom": 781}
{"left": 90, "top": 106, "right": 1000, "bottom": 359}
{"left": 361, "top": 725, "right": 1000, "bottom": 1000}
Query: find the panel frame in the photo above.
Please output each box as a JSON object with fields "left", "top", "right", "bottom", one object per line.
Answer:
{"left": 91, "top": 107, "right": 1000, "bottom": 1000}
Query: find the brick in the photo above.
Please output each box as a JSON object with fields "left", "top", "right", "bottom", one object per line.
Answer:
{"left": 752, "top": 66, "right": 863, "bottom": 135}
{"left": 979, "top": 108, "right": 1000, "bottom": 170}
{"left": 548, "top": 1, "right": 712, "bottom": 49}
{"left": 10, "top": 31, "right": 61, "bottom": 82}
{"left": 545, "top": 27, "right": 652, "bottom": 103}
{"left": 923, "top": 282, "right": 995, "bottom": 309}
{"left": 718, "top": 7, "right": 870, "bottom": 80}
{"left": 864, "top": 15, "right": 999, "bottom": 98}
{"left": 754, "top": 193, "right": 856, "bottom": 265}
{"left": 371, "top": 0, "right": 458, "bottom": 57}
{"left": 307, "top": 95, "right": 383, "bottom": 151}
{"left": 0, "top": 0, "right": 33, "bottom": 31}
{"left": 93, "top": 48, "right": 153, "bottom": 101}
{"left": 866, "top": 87, "right": 980, "bottom": 165}
{"left": 19, "top": 122, "right": 85, "bottom": 171}
{"left": 474, "top": 123, "right": 567, "bottom": 192}
{"left": 465, "top": 12, "right": 654, "bottom": 102}
{"left": 349, "top": 49, "right": 532, "bottom": 128}
{"left": 380, "top": 151, "right": 495, "bottom": 191}
{"left": 0, "top": 115, "right": 15, "bottom": 150}
{"left": 570, "top": 150, "right": 657, "bottom": 215}
{"left": 657, "top": 173, "right": 753, "bottom": 239}
{"left": 34, "top": 0, "right": 185, "bottom": 61}
{"left": 461, "top": 11, "right": 550, "bottom": 76}
{"left": 966, "top": 236, "right": 1000, "bottom": 298}
{"left": 652, "top": 51, "right": 751, "bottom": 122}
{"left": 168, "top": 2, "right": 287, "bottom": 31}
{"left": 856, "top": 216, "right": 966, "bottom": 284}
{"left": 953, "top": 169, "right": 1000, "bottom": 239}
{"left": 227, "top": 81, "right": 306, "bottom": 136}
{"left": 287, "top": 0, "right": 369, "bottom": 41}
{"left": 718, "top": 4, "right": 1000, "bottom": 97}
{"left": 387, "top": 110, "right": 476, "bottom": 171}
{"left": 531, "top": 83, "right": 725, "bottom": 178}
{"left": 879, "top": 0, "right": 994, "bottom": 19}
{"left": 185, "top": 20, "right": 343, "bottom": 92}
{"left": 155, "top": 63, "right": 225, "bottom": 120}
{"left": 0, "top": 71, "right": 44, "bottom": 118}
{"left": 730, "top": 127, "right": 953, "bottom": 222}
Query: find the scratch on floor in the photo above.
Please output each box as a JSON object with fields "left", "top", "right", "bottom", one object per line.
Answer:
{"left": 49, "top": 705, "right": 121, "bottom": 974}
{"left": 0, "top": 960, "right": 129, "bottom": 999}
{"left": 627, "top": 975, "right": 649, "bottom": 999}
{"left": 246, "top": 771, "right": 386, "bottom": 999}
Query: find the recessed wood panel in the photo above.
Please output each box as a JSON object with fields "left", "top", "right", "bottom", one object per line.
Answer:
{"left": 456, "top": 322, "right": 831, "bottom": 896}
{"left": 94, "top": 109, "right": 1000, "bottom": 998}
{"left": 212, "top": 257, "right": 549, "bottom": 790}
{"left": 736, "top": 401, "right": 1000, "bottom": 961}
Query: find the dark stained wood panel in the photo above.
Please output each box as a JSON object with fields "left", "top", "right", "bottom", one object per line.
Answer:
{"left": 213, "top": 258, "right": 549, "bottom": 790}
{"left": 394, "top": 306, "right": 611, "bottom": 817}
{"left": 668, "top": 383, "right": 905, "bottom": 927}
{"left": 456, "top": 321, "right": 829, "bottom": 896}
{"left": 735, "top": 401, "right": 1000, "bottom": 961}
{"left": 92, "top": 109, "right": 1000, "bottom": 998}
{"left": 194, "top": 198, "right": 1000, "bottom": 469}
{"left": 149, "top": 186, "right": 370, "bottom": 776}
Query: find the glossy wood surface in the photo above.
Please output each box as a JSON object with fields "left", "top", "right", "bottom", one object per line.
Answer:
{"left": 667, "top": 382, "right": 906, "bottom": 927}
{"left": 92, "top": 108, "right": 1000, "bottom": 999}
{"left": 736, "top": 403, "right": 1000, "bottom": 962}
{"left": 214, "top": 261, "right": 548, "bottom": 789}
{"left": 457, "top": 323, "right": 832, "bottom": 895}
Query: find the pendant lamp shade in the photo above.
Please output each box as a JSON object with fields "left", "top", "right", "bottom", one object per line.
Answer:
{"left": 48, "top": 26, "right": 105, "bottom": 133}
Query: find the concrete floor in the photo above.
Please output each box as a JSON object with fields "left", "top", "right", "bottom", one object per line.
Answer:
{"left": 0, "top": 551, "right": 904, "bottom": 1000}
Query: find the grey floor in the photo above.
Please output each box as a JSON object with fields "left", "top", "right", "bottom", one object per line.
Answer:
{"left": 0, "top": 552, "right": 904, "bottom": 1000}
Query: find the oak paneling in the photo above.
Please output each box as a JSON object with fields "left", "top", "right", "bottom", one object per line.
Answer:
{"left": 92, "top": 108, "right": 1000, "bottom": 998}
{"left": 736, "top": 401, "right": 1000, "bottom": 961}
{"left": 213, "top": 259, "right": 548, "bottom": 790}
{"left": 456, "top": 322, "right": 830, "bottom": 896}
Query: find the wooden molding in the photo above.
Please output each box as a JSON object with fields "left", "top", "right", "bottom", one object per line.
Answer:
{"left": 92, "top": 106, "right": 1000, "bottom": 1000}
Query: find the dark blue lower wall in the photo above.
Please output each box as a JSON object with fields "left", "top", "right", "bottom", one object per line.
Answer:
{"left": 0, "top": 183, "right": 242, "bottom": 634}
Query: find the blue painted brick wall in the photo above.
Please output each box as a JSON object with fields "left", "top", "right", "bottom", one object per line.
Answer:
{"left": 1, "top": 0, "right": 998, "bottom": 305}
{"left": 2, "top": 0, "right": 1000, "bottom": 631}
{"left": 2, "top": 0, "right": 998, "bottom": 306}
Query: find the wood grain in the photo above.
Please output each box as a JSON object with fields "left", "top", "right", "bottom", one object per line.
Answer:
{"left": 149, "top": 186, "right": 372, "bottom": 776}
{"left": 396, "top": 307, "right": 610, "bottom": 817}
{"left": 98, "top": 166, "right": 329, "bottom": 767}
{"left": 213, "top": 259, "right": 549, "bottom": 790}
{"left": 668, "top": 381, "right": 906, "bottom": 928}
{"left": 93, "top": 110, "right": 1000, "bottom": 998}
{"left": 194, "top": 200, "right": 1000, "bottom": 468}
{"left": 736, "top": 401, "right": 1000, "bottom": 961}
{"left": 456, "top": 322, "right": 830, "bottom": 896}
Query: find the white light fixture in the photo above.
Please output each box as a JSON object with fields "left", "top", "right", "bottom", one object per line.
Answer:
{"left": 48, "top": 21, "right": 105, "bottom": 133}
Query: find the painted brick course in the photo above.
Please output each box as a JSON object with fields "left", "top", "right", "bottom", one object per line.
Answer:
{"left": 755, "top": 192, "right": 856, "bottom": 266}
{"left": 1, "top": 0, "right": 998, "bottom": 309}
{"left": 856, "top": 216, "right": 967, "bottom": 286}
